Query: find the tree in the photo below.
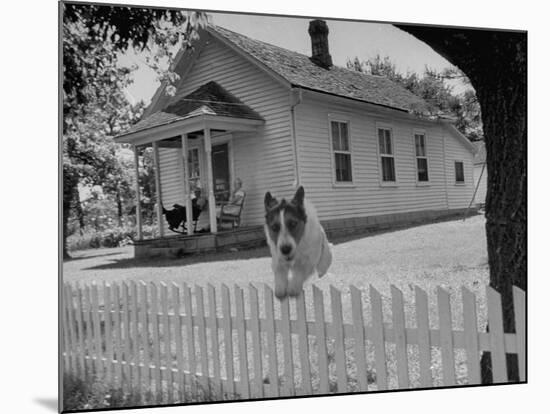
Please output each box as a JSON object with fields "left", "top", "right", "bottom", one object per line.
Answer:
{"left": 62, "top": 3, "right": 207, "bottom": 258}
{"left": 346, "top": 54, "right": 483, "bottom": 141}
{"left": 394, "top": 25, "right": 526, "bottom": 382}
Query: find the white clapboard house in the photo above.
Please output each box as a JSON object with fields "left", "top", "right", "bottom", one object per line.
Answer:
{"left": 115, "top": 20, "right": 477, "bottom": 258}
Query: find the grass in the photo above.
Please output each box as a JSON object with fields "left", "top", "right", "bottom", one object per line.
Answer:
{"left": 62, "top": 215, "right": 490, "bottom": 402}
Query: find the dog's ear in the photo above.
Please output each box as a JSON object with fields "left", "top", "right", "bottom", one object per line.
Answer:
{"left": 292, "top": 186, "right": 305, "bottom": 207}
{"left": 264, "top": 192, "right": 278, "bottom": 211}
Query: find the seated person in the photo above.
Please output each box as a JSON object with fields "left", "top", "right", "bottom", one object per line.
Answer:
{"left": 216, "top": 178, "right": 245, "bottom": 219}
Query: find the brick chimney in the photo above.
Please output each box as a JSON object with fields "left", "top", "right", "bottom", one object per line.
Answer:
{"left": 308, "top": 20, "right": 333, "bottom": 69}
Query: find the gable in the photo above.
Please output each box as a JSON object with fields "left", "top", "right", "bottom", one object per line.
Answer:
{"left": 146, "top": 30, "right": 290, "bottom": 120}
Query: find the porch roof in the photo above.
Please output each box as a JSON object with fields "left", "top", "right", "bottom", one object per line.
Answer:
{"left": 115, "top": 81, "right": 264, "bottom": 144}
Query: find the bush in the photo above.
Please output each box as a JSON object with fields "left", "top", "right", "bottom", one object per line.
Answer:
{"left": 67, "top": 225, "right": 155, "bottom": 251}
{"left": 63, "top": 373, "right": 144, "bottom": 411}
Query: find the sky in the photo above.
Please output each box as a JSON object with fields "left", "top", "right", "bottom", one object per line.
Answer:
{"left": 120, "top": 11, "right": 466, "bottom": 105}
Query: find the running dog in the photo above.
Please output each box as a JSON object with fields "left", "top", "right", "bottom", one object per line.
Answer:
{"left": 264, "top": 186, "right": 332, "bottom": 299}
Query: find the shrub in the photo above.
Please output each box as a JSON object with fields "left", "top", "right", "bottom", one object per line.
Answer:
{"left": 67, "top": 225, "right": 155, "bottom": 251}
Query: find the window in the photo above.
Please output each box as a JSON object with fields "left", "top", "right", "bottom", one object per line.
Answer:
{"left": 414, "top": 133, "right": 429, "bottom": 182}
{"left": 455, "top": 161, "right": 465, "bottom": 183}
{"left": 188, "top": 148, "right": 201, "bottom": 191}
{"left": 378, "top": 127, "right": 396, "bottom": 182}
{"left": 330, "top": 120, "right": 353, "bottom": 182}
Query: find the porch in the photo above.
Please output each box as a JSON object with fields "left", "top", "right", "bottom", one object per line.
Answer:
{"left": 132, "top": 225, "right": 266, "bottom": 258}
{"left": 114, "top": 81, "right": 265, "bottom": 257}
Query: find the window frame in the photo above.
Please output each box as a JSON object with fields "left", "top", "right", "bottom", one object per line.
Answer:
{"left": 376, "top": 122, "right": 398, "bottom": 186}
{"left": 328, "top": 115, "right": 355, "bottom": 186}
{"left": 413, "top": 129, "right": 430, "bottom": 185}
{"left": 454, "top": 160, "right": 465, "bottom": 184}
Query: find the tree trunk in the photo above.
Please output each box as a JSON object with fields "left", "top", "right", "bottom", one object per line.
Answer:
{"left": 394, "top": 26, "right": 527, "bottom": 382}
{"left": 116, "top": 188, "right": 123, "bottom": 227}
{"left": 63, "top": 167, "right": 79, "bottom": 260}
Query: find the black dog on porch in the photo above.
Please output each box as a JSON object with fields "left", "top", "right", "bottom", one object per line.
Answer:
{"left": 162, "top": 199, "right": 203, "bottom": 233}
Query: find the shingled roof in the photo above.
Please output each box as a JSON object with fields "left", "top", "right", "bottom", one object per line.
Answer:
{"left": 209, "top": 25, "right": 430, "bottom": 113}
{"left": 118, "top": 81, "right": 264, "bottom": 137}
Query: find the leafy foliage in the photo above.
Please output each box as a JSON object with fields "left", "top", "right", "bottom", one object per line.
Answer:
{"left": 347, "top": 55, "right": 483, "bottom": 141}
{"left": 62, "top": 3, "right": 207, "bottom": 258}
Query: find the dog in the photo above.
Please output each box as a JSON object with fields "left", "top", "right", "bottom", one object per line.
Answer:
{"left": 264, "top": 186, "right": 332, "bottom": 299}
{"left": 162, "top": 199, "right": 203, "bottom": 233}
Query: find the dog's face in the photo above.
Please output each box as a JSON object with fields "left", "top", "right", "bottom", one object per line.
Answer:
{"left": 264, "top": 186, "right": 307, "bottom": 262}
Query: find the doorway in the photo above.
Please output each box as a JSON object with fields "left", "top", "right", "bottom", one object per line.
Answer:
{"left": 211, "top": 143, "right": 230, "bottom": 203}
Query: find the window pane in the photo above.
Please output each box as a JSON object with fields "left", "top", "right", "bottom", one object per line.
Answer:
{"left": 340, "top": 122, "right": 349, "bottom": 151}
{"left": 417, "top": 158, "right": 429, "bottom": 181}
{"left": 415, "top": 134, "right": 426, "bottom": 156}
{"left": 335, "top": 153, "right": 352, "bottom": 182}
{"left": 331, "top": 121, "right": 340, "bottom": 150}
{"left": 455, "top": 161, "right": 465, "bottom": 182}
{"left": 385, "top": 132, "right": 392, "bottom": 155}
{"left": 381, "top": 156, "right": 396, "bottom": 181}
{"left": 378, "top": 130, "right": 386, "bottom": 154}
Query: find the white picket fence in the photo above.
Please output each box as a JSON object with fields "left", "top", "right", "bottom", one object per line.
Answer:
{"left": 61, "top": 281, "right": 525, "bottom": 404}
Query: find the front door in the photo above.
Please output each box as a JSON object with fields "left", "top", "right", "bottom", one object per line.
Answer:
{"left": 211, "top": 143, "right": 230, "bottom": 203}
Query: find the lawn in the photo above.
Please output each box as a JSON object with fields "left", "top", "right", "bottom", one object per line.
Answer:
{"left": 63, "top": 214, "right": 488, "bottom": 294}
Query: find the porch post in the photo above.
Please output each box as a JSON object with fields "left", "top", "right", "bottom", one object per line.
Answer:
{"left": 180, "top": 134, "right": 194, "bottom": 235}
{"left": 204, "top": 127, "right": 217, "bottom": 233}
{"left": 152, "top": 142, "right": 164, "bottom": 238}
{"left": 133, "top": 145, "right": 143, "bottom": 240}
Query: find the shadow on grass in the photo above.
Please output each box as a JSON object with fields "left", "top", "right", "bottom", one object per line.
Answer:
{"left": 83, "top": 246, "right": 271, "bottom": 270}
{"left": 64, "top": 251, "right": 122, "bottom": 262}
{"left": 330, "top": 212, "right": 481, "bottom": 245}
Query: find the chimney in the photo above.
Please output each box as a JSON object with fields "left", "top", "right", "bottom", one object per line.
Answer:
{"left": 308, "top": 20, "right": 333, "bottom": 69}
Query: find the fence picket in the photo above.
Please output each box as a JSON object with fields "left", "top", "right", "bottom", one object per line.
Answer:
{"left": 172, "top": 283, "right": 186, "bottom": 402}
{"left": 296, "top": 291, "right": 312, "bottom": 395}
{"left": 369, "top": 286, "right": 388, "bottom": 390}
{"left": 207, "top": 284, "right": 222, "bottom": 397}
{"left": 330, "top": 286, "right": 348, "bottom": 393}
{"left": 74, "top": 285, "right": 86, "bottom": 379}
{"left": 161, "top": 283, "right": 174, "bottom": 403}
{"left": 130, "top": 281, "right": 142, "bottom": 397}
{"left": 83, "top": 286, "right": 95, "bottom": 377}
{"left": 350, "top": 286, "right": 368, "bottom": 392}
{"left": 512, "top": 286, "right": 526, "bottom": 382}
{"left": 248, "top": 284, "right": 264, "bottom": 398}
{"left": 437, "top": 287, "right": 456, "bottom": 386}
{"left": 150, "top": 283, "right": 163, "bottom": 403}
{"left": 66, "top": 285, "right": 79, "bottom": 377}
{"left": 415, "top": 286, "right": 432, "bottom": 388}
{"left": 280, "top": 296, "right": 295, "bottom": 396}
{"left": 91, "top": 284, "right": 103, "bottom": 377}
{"left": 486, "top": 286, "right": 508, "bottom": 383}
{"left": 122, "top": 283, "right": 133, "bottom": 393}
{"left": 139, "top": 282, "right": 151, "bottom": 398}
{"left": 183, "top": 283, "right": 197, "bottom": 395}
{"left": 195, "top": 285, "right": 210, "bottom": 393}
{"left": 62, "top": 285, "right": 72, "bottom": 376}
{"left": 391, "top": 285, "right": 409, "bottom": 389}
{"left": 313, "top": 285, "right": 330, "bottom": 394}
{"left": 103, "top": 283, "right": 114, "bottom": 385}
{"left": 221, "top": 284, "right": 235, "bottom": 395}
{"left": 461, "top": 287, "right": 481, "bottom": 384}
{"left": 235, "top": 285, "right": 250, "bottom": 399}
{"left": 264, "top": 285, "right": 280, "bottom": 398}
{"left": 112, "top": 284, "right": 123, "bottom": 388}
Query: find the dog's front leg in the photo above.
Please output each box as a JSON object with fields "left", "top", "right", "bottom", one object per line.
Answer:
{"left": 287, "top": 262, "right": 315, "bottom": 297}
{"left": 272, "top": 261, "right": 290, "bottom": 299}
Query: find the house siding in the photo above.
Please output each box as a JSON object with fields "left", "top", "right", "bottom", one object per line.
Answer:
{"left": 155, "top": 33, "right": 295, "bottom": 227}
{"left": 294, "top": 93, "right": 474, "bottom": 221}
